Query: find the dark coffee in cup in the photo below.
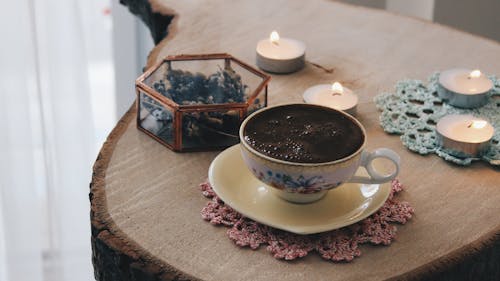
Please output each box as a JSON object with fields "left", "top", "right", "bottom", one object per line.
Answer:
{"left": 243, "top": 104, "right": 364, "bottom": 163}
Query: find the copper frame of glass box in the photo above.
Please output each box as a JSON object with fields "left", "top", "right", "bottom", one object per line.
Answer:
{"left": 135, "top": 53, "right": 271, "bottom": 152}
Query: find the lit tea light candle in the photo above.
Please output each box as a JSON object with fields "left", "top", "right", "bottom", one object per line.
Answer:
{"left": 256, "top": 30, "right": 306, "bottom": 74}
{"left": 436, "top": 114, "right": 494, "bottom": 157}
{"left": 437, "top": 68, "right": 493, "bottom": 108}
{"left": 303, "top": 82, "right": 358, "bottom": 115}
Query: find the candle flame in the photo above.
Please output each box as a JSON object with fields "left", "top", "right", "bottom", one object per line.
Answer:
{"left": 331, "top": 82, "right": 344, "bottom": 95}
{"left": 270, "top": 31, "right": 280, "bottom": 45}
{"left": 468, "top": 120, "right": 487, "bottom": 129}
{"left": 469, "top": 69, "right": 481, "bottom": 79}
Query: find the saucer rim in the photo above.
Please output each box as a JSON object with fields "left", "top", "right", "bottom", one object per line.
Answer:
{"left": 208, "top": 144, "right": 391, "bottom": 235}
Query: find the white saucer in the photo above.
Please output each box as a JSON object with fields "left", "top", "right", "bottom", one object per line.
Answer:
{"left": 208, "top": 145, "right": 391, "bottom": 235}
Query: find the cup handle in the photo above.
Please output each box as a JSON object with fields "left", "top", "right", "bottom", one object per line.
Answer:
{"left": 348, "top": 148, "right": 400, "bottom": 184}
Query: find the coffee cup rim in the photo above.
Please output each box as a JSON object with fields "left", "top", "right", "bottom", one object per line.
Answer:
{"left": 239, "top": 103, "right": 367, "bottom": 166}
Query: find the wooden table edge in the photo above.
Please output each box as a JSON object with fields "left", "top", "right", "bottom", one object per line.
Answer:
{"left": 90, "top": 104, "right": 203, "bottom": 281}
{"left": 90, "top": 1, "right": 500, "bottom": 280}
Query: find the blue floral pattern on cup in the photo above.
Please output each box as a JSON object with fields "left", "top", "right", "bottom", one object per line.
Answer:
{"left": 252, "top": 168, "right": 341, "bottom": 194}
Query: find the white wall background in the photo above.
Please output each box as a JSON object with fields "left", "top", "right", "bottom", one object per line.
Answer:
{"left": 112, "top": 1, "right": 154, "bottom": 119}
{"left": 341, "top": 0, "right": 500, "bottom": 42}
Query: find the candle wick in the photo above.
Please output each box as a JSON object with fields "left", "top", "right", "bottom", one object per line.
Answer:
{"left": 331, "top": 92, "right": 342, "bottom": 96}
{"left": 272, "top": 41, "right": 279, "bottom": 46}
{"left": 467, "top": 123, "right": 472, "bottom": 128}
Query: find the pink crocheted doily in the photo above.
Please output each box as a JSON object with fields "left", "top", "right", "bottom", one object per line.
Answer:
{"left": 200, "top": 179, "right": 414, "bottom": 261}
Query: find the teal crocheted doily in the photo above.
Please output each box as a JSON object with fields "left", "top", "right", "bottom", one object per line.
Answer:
{"left": 374, "top": 73, "right": 500, "bottom": 166}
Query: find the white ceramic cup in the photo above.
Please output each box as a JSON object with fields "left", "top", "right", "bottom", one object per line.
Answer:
{"left": 239, "top": 104, "right": 400, "bottom": 203}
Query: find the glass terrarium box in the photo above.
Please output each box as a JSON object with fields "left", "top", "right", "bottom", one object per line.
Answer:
{"left": 136, "top": 53, "right": 271, "bottom": 152}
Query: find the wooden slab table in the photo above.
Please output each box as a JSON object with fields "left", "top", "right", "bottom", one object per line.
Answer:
{"left": 90, "top": 1, "right": 500, "bottom": 280}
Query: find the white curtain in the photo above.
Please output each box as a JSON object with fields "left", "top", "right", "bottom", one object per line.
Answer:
{"left": 0, "top": 0, "right": 115, "bottom": 280}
